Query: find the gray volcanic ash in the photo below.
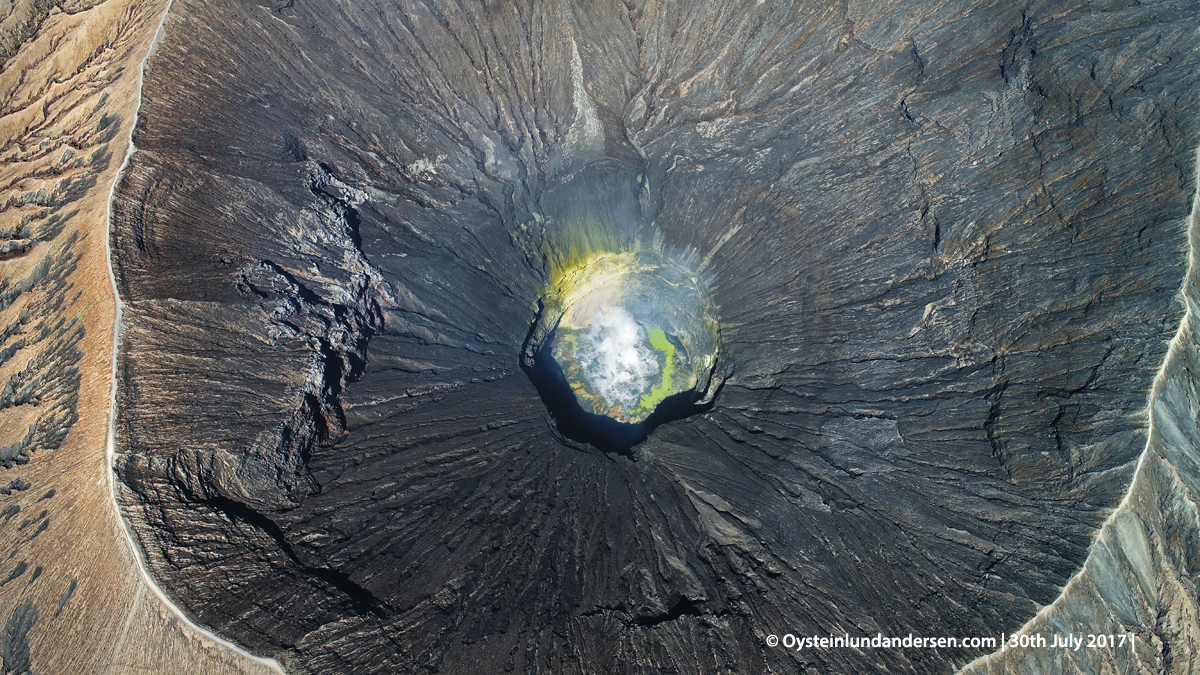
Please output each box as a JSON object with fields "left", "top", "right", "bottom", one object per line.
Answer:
{"left": 108, "top": 1, "right": 1200, "bottom": 673}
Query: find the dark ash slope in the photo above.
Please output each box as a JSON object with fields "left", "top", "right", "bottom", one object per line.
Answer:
{"left": 111, "top": 1, "right": 1200, "bottom": 673}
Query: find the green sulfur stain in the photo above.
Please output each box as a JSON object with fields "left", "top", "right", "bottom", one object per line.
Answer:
{"left": 637, "top": 327, "right": 675, "bottom": 413}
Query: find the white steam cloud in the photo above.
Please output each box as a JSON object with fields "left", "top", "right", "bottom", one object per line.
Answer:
{"left": 576, "top": 307, "right": 659, "bottom": 410}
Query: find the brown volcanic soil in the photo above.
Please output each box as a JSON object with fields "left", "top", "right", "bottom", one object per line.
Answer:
{"left": 0, "top": 1, "right": 275, "bottom": 672}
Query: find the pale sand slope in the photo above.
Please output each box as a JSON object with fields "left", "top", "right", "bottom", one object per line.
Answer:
{"left": 0, "top": 1, "right": 276, "bottom": 672}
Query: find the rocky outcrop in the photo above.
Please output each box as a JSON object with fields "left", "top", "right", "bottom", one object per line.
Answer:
{"left": 111, "top": 0, "right": 1200, "bottom": 673}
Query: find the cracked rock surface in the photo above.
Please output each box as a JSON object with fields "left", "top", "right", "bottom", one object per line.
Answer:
{"left": 111, "top": 0, "right": 1200, "bottom": 673}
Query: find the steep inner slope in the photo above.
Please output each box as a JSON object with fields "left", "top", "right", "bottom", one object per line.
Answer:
{"left": 110, "top": 1, "right": 1200, "bottom": 673}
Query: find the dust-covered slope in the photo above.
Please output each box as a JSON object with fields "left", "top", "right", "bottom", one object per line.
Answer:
{"left": 111, "top": 1, "right": 1200, "bottom": 673}
{"left": 0, "top": 0, "right": 279, "bottom": 671}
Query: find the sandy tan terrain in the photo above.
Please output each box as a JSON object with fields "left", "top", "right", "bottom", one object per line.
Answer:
{"left": 0, "top": 0, "right": 277, "bottom": 671}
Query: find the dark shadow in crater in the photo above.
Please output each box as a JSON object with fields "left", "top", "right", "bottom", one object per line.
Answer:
{"left": 522, "top": 328, "right": 713, "bottom": 455}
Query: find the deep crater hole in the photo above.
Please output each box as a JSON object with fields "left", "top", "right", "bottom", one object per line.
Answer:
{"left": 522, "top": 251, "right": 721, "bottom": 453}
